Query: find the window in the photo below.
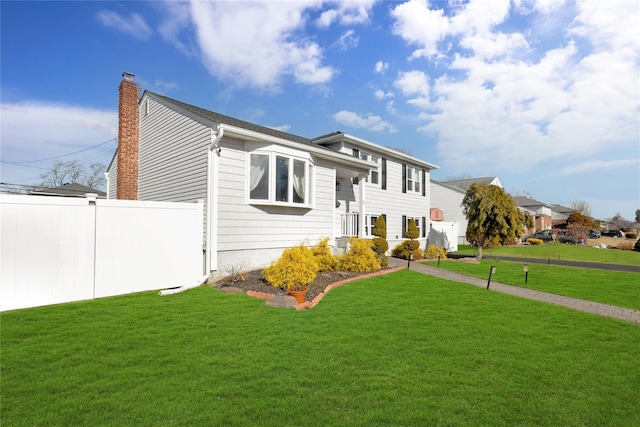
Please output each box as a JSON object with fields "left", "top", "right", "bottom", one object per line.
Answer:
{"left": 365, "top": 214, "right": 378, "bottom": 237}
{"left": 402, "top": 216, "right": 426, "bottom": 238}
{"left": 359, "top": 152, "right": 380, "bottom": 185}
{"left": 403, "top": 165, "right": 421, "bottom": 193}
{"left": 249, "top": 152, "right": 309, "bottom": 205}
{"left": 250, "top": 154, "right": 269, "bottom": 200}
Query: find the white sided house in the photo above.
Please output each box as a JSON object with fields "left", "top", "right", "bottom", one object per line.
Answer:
{"left": 107, "top": 73, "right": 438, "bottom": 276}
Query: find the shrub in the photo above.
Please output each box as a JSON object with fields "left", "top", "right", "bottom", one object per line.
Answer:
{"left": 527, "top": 238, "right": 544, "bottom": 245}
{"left": 263, "top": 245, "right": 318, "bottom": 291}
{"left": 337, "top": 237, "right": 381, "bottom": 272}
{"left": 625, "top": 233, "right": 637, "bottom": 239}
{"left": 425, "top": 245, "right": 447, "bottom": 259}
{"left": 634, "top": 238, "right": 640, "bottom": 252}
{"left": 391, "top": 240, "right": 423, "bottom": 260}
{"left": 371, "top": 216, "right": 389, "bottom": 267}
{"left": 312, "top": 237, "right": 337, "bottom": 271}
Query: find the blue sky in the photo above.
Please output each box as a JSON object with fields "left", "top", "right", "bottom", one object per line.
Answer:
{"left": 1, "top": 0, "right": 638, "bottom": 221}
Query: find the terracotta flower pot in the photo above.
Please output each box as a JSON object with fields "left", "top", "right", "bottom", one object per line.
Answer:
{"left": 287, "top": 289, "right": 307, "bottom": 304}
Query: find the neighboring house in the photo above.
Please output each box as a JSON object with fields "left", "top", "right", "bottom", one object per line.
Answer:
{"left": 550, "top": 204, "right": 575, "bottom": 228}
{"left": 513, "top": 196, "right": 553, "bottom": 233}
{"left": 430, "top": 177, "right": 503, "bottom": 246}
{"left": 107, "top": 73, "right": 438, "bottom": 275}
{"left": 30, "top": 183, "right": 106, "bottom": 198}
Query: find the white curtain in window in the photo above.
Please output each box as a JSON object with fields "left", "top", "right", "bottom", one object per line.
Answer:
{"left": 293, "top": 160, "right": 305, "bottom": 201}
{"left": 250, "top": 154, "right": 268, "bottom": 191}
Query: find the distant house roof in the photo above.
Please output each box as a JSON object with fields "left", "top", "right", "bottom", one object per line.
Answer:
{"left": 436, "top": 177, "right": 502, "bottom": 193}
{"left": 512, "top": 196, "right": 553, "bottom": 209}
{"left": 30, "top": 183, "right": 106, "bottom": 198}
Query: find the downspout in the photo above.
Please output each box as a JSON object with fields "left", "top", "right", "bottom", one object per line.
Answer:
{"left": 206, "top": 126, "right": 223, "bottom": 275}
{"left": 159, "top": 127, "right": 223, "bottom": 297}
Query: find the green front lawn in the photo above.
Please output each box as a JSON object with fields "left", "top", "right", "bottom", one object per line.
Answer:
{"left": 2, "top": 270, "right": 639, "bottom": 426}
{"left": 424, "top": 259, "right": 640, "bottom": 310}
{"left": 454, "top": 243, "right": 640, "bottom": 265}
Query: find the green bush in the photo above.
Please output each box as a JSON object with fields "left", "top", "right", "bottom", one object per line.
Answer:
{"left": 425, "top": 245, "right": 447, "bottom": 259}
{"left": 625, "top": 233, "right": 637, "bottom": 239}
{"left": 312, "top": 237, "right": 337, "bottom": 271}
{"left": 337, "top": 237, "right": 381, "bottom": 272}
{"left": 527, "top": 238, "right": 544, "bottom": 245}
{"left": 371, "top": 216, "right": 389, "bottom": 268}
{"left": 634, "top": 238, "right": 640, "bottom": 252}
{"left": 391, "top": 240, "right": 422, "bottom": 260}
{"left": 263, "top": 245, "right": 318, "bottom": 291}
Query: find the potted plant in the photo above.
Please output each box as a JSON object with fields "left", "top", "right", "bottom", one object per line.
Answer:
{"left": 263, "top": 244, "right": 318, "bottom": 304}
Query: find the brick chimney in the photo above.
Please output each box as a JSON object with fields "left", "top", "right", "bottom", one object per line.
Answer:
{"left": 117, "top": 72, "right": 139, "bottom": 200}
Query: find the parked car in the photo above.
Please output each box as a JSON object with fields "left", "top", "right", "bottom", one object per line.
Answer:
{"left": 589, "top": 229, "right": 601, "bottom": 239}
{"left": 558, "top": 235, "right": 586, "bottom": 245}
{"left": 522, "top": 230, "right": 554, "bottom": 243}
{"left": 601, "top": 230, "right": 624, "bottom": 238}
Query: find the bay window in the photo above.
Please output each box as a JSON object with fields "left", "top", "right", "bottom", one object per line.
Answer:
{"left": 249, "top": 152, "right": 310, "bottom": 206}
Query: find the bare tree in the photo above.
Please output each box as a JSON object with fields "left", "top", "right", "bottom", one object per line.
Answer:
{"left": 39, "top": 160, "right": 106, "bottom": 190}
{"left": 569, "top": 200, "right": 591, "bottom": 217}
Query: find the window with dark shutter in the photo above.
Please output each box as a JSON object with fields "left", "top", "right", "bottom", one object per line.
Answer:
{"left": 381, "top": 158, "right": 387, "bottom": 190}
{"left": 402, "top": 164, "right": 407, "bottom": 193}
{"left": 402, "top": 215, "right": 407, "bottom": 237}
{"left": 352, "top": 148, "right": 360, "bottom": 158}
{"left": 422, "top": 170, "right": 426, "bottom": 196}
{"left": 422, "top": 217, "right": 426, "bottom": 238}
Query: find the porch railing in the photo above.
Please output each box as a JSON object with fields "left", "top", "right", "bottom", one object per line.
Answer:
{"left": 341, "top": 213, "right": 359, "bottom": 237}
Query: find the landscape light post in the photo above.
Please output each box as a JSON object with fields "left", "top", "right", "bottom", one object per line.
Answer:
{"left": 523, "top": 264, "right": 528, "bottom": 284}
{"left": 487, "top": 266, "right": 496, "bottom": 289}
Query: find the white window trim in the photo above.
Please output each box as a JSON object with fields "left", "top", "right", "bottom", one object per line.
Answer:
{"left": 247, "top": 151, "right": 313, "bottom": 208}
{"left": 406, "top": 167, "right": 420, "bottom": 193}
{"left": 406, "top": 216, "right": 422, "bottom": 237}
{"left": 364, "top": 214, "right": 379, "bottom": 237}
{"left": 359, "top": 152, "right": 381, "bottom": 187}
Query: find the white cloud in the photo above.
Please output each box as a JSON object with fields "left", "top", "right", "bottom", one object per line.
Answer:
{"left": 375, "top": 61, "right": 389, "bottom": 73}
{"left": 374, "top": 89, "right": 393, "bottom": 99}
{"left": 334, "top": 110, "right": 397, "bottom": 133}
{"left": 553, "top": 159, "right": 640, "bottom": 176}
{"left": 316, "top": 0, "right": 376, "bottom": 27}
{"left": 391, "top": 0, "right": 449, "bottom": 59}
{"left": 268, "top": 124, "right": 292, "bottom": 132}
{"left": 394, "top": 70, "right": 431, "bottom": 108}
{"left": 333, "top": 30, "right": 359, "bottom": 50}
{"left": 97, "top": 10, "right": 152, "bottom": 40}
{"left": 0, "top": 102, "right": 117, "bottom": 183}
{"left": 186, "top": 1, "right": 334, "bottom": 90}
{"left": 390, "top": 0, "right": 639, "bottom": 177}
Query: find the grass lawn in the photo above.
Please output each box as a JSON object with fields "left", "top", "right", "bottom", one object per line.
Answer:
{"left": 424, "top": 259, "right": 640, "bottom": 310}
{"left": 2, "top": 270, "right": 639, "bottom": 426}
{"left": 454, "top": 243, "right": 640, "bottom": 266}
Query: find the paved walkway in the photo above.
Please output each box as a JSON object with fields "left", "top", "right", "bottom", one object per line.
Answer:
{"left": 388, "top": 257, "right": 640, "bottom": 324}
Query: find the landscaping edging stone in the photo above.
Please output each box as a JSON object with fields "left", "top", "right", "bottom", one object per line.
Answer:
{"left": 245, "top": 266, "right": 404, "bottom": 310}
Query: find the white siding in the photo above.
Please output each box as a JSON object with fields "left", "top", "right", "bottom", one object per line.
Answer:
{"left": 138, "top": 98, "right": 209, "bottom": 203}
{"left": 106, "top": 159, "right": 117, "bottom": 199}
{"left": 215, "top": 141, "right": 337, "bottom": 270}
{"left": 430, "top": 181, "right": 468, "bottom": 244}
{"left": 337, "top": 145, "right": 431, "bottom": 250}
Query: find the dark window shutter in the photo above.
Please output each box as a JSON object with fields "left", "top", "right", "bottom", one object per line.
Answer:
{"left": 381, "top": 158, "right": 387, "bottom": 190}
{"left": 402, "top": 164, "right": 407, "bottom": 193}
{"left": 422, "top": 217, "right": 426, "bottom": 238}
{"left": 352, "top": 148, "right": 359, "bottom": 158}
{"left": 422, "top": 170, "right": 426, "bottom": 196}
{"left": 402, "top": 215, "right": 407, "bottom": 238}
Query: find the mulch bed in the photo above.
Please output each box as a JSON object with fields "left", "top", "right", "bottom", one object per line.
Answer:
{"left": 215, "top": 269, "right": 389, "bottom": 302}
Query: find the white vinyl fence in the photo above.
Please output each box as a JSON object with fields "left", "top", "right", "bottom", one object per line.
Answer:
{"left": 1, "top": 194, "right": 204, "bottom": 311}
